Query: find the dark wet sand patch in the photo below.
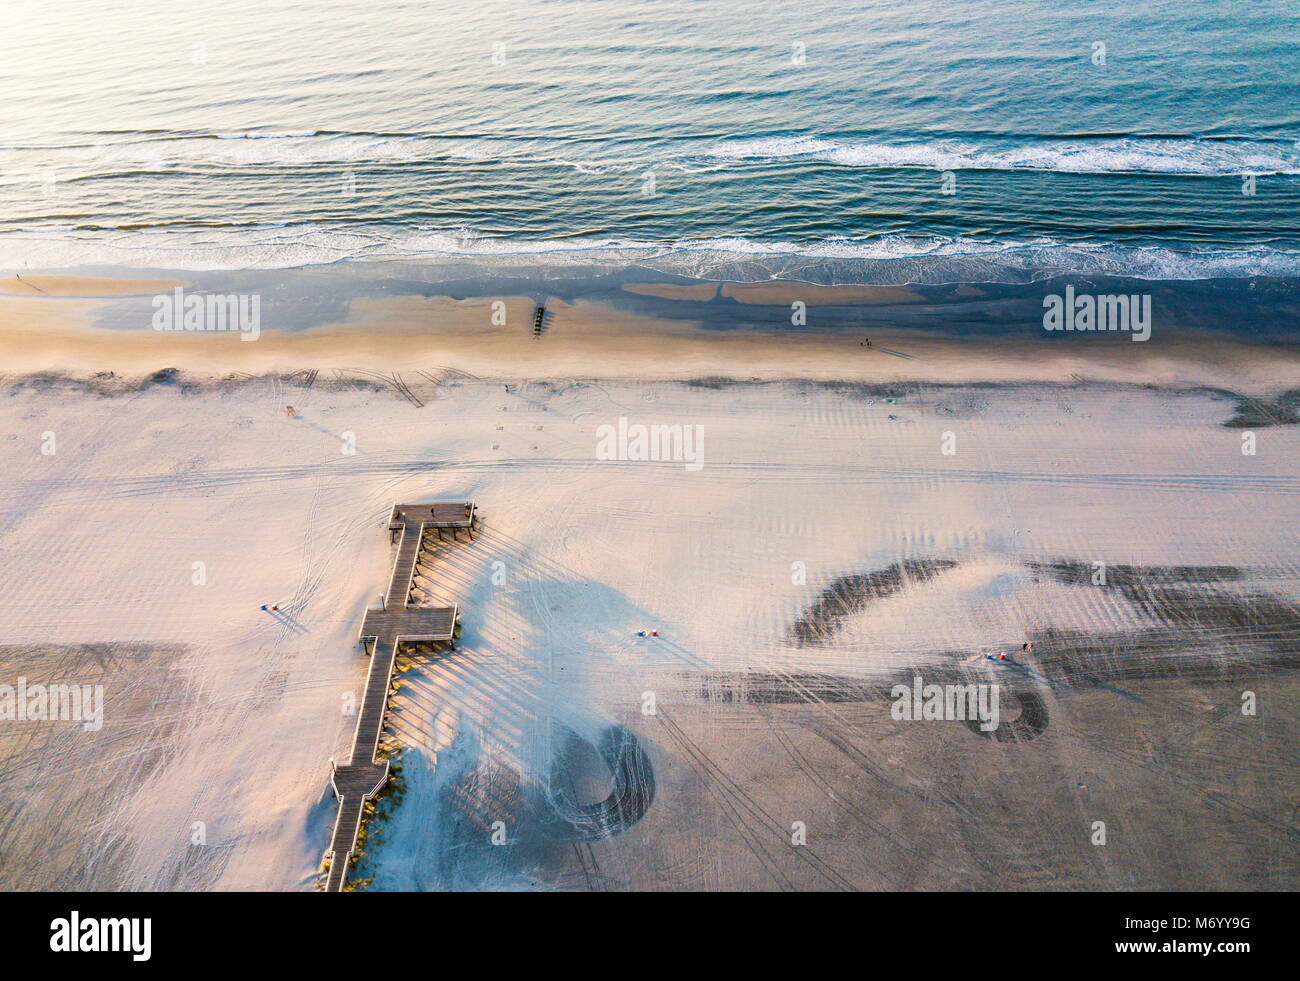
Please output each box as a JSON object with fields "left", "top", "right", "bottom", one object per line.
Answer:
{"left": 790, "top": 558, "right": 960, "bottom": 647}
{"left": 0, "top": 642, "right": 211, "bottom": 890}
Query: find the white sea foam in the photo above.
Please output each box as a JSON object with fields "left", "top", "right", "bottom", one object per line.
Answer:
{"left": 0, "top": 132, "right": 494, "bottom": 185}
{"left": 4, "top": 225, "right": 1300, "bottom": 284}
{"left": 707, "top": 135, "right": 1300, "bottom": 176}
{"left": 4, "top": 131, "right": 1297, "bottom": 184}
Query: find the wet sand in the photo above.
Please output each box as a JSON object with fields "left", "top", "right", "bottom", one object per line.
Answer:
{"left": 0, "top": 271, "right": 1297, "bottom": 397}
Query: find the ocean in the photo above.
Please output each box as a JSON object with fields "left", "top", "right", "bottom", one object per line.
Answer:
{"left": 2, "top": 0, "right": 1299, "bottom": 283}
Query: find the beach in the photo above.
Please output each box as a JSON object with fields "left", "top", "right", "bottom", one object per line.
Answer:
{"left": 3, "top": 268, "right": 1299, "bottom": 390}
{"left": 0, "top": 265, "right": 1295, "bottom": 890}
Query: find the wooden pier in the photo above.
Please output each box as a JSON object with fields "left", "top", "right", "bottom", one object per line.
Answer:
{"left": 324, "top": 500, "right": 477, "bottom": 892}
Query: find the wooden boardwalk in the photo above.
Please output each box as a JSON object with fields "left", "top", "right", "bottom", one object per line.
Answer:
{"left": 324, "top": 500, "right": 476, "bottom": 892}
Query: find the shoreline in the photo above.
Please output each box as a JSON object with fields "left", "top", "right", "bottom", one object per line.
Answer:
{"left": 1, "top": 272, "right": 1298, "bottom": 396}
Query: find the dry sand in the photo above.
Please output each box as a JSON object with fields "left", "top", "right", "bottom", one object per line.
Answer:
{"left": 0, "top": 279, "right": 1296, "bottom": 891}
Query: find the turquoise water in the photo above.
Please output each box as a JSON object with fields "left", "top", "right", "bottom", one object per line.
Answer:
{"left": 2, "top": 0, "right": 1299, "bottom": 280}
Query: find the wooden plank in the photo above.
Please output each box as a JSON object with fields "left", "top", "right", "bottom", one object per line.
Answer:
{"left": 323, "top": 501, "right": 473, "bottom": 891}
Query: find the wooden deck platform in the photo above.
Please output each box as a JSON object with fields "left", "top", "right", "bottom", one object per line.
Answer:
{"left": 324, "top": 500, "right": 475, "bottom": 892}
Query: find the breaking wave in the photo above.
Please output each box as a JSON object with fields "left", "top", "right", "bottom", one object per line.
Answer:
{"left": 706, "top": 134, "right": 1300, "bottom": 176}
{"left": 2, "top": 130, "right": 1298, "bottom": 184}
{"left": 3, "top": 224, "right": 1299, "bottom": 284}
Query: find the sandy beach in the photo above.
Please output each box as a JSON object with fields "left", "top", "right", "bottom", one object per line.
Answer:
{"left": 2, "top": 272, "right": 1298, "bottom": 395}
{"left": 0, "top": 266, "right": 1295, "bottom": 890}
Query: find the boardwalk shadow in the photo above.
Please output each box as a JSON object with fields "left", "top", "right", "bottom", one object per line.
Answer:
{"left": 375, "top": 528, "right": 668, "bottom": 888}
